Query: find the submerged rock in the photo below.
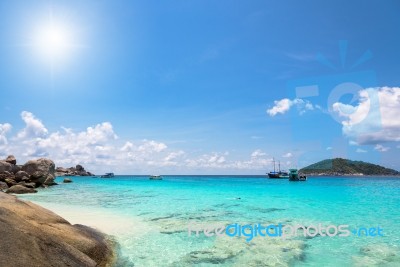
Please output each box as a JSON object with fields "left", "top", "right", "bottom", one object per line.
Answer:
{"left": 0, "top": 192, "right": 116, "bottom": 267}
{"left": 63, "top": 178, "right": 73, "bottom": 183}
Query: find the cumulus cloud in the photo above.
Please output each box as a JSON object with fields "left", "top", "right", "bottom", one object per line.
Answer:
{"left": 267, "top": 98, "right": 314, "bottom": 116}
{"left": 332, "top": 87, "right": 400, "bottom": 145}
{"left": 165, "top": 150, "right": 185, "bottom": 162}
{"left": 282, "top": 152, "right": 292, "bottom": 158}
{"left": 138, "top": 139, "right": 167, "bottom": 153}
{"left": 0, "top": 123, "right": 12, "bottom": 145}
{"left": 1, "top": 111, "right": 283, "bottom": 173}
{"left": 16, "top": 111, "right": 48, "bottom": 139}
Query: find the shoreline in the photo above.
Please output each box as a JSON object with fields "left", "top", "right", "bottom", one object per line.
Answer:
{"left": 0, "top": 192, "right": 119, "bottom": 267}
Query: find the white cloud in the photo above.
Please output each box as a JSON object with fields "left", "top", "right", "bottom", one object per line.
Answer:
{"left": 356, "top": 148, "right": 367, "bottom": 153}
{"left": 1, "top": 111, "right": 292, "bottom": 174}
{"left": 138, "top": 140, "right": 167, "bottom": 153}
{"left": 282, "top": 152, "right": 293, "bottom": 158}
{"left": 251, "top": 149, "right": 266, "bottom": 157}
{"left": 332, "top": 87, "right": 400, "bottom": 144}
{"left": 267, "top": 98, "right": 314, "bottom": 116}
{"left": 121, "top": 141, "right": 134, "bottom": 152}
{"left": 326, "top": 147, "right": 332, "bottom": 150}
{"left": 16, "top": 111, "right": 48, "bottom": 139}
{"left": 0, "top": 123, "right": 12, "bottom": 145}
{"left": 374, "top": 144, "right": 390, "bottom": 152}
{"left": 165, "top": 150, "right": 185, "bottom": 161}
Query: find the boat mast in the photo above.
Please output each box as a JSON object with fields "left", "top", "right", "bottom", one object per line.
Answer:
{"left": 273, "top": 157, "right": 275, "bottom": 173}
{"left": 278, "top": 161, "right": 281, "bottom": 172}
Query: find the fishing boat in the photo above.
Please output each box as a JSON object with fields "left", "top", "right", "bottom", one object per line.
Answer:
{"left": 267, "top": 158, "right": 289, "bottom": 179}
{"left": 100, "top": 172, "right": 114, "bottom": 178}
{"left": 149, "top": 175, "right": 162, "bottom": 180}
{"left": 288, "top": 169, "right": 307, "bottom": 181}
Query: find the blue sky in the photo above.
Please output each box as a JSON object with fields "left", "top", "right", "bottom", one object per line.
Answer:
{"left": 0, "top": 0, "right": 399, "bottom": 174}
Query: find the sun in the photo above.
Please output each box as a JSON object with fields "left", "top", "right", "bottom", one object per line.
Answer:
{"left": 33, "top": 22, "right": 72, "bottom": 61}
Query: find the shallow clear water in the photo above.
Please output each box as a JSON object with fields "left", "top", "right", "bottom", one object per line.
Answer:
{"left": 19, "top": 176, "right": 400, "bottom": 267}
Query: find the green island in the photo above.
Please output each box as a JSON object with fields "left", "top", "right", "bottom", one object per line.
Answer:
{"left": 300, "top": 158, "right": 400, "bottom": 176}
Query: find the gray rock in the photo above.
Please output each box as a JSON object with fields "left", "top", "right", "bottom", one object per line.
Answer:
{"left": 22, "top": 158, "right": 55, "bottom": 186}
{"left": 76, "top": 164, "right": 84, "bottom": 171}
{"left": 17, "top": 182, "right": 36, "bottom": 188}
{"left": 11, "top": 165, "right": 22, "bottom": 174}
{"left": 6, "top": 185, "right": 37, "bottom": 194}
{"left": 0, "top": 181, "right": 8, "bottom": 191}
{"left": 4, "top": 178, "right": 17, "bottom": 187}
{"left": 0, "top": 161, "right": 12, "bottom": 173}
{"left": 5, "top": 155, "right": 16, "bottom": 165}
{"left": 14, "top": 171, "right": 30, "bottom": 182}
{"left": 44, "top": 175, "right": 58, "bottom": 186}
{"left": 0, "top": 171, "right": 14, "bottom": 182}
{"left": 63, "top": 178, "right": 73, "bottom": 183}
{"left": 56, "top": 167, "right": 69, "bottom": 173}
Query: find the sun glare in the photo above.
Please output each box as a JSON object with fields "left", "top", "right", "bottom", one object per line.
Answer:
{"left": 34, "top": 22, "right": 72, "bottom": 61}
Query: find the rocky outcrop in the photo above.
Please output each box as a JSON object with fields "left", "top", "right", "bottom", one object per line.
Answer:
{"left": 0, "top": 156, "right": 58, "bottom": 194}
{"left": 63, "top": 178, "right": 73, "bottom": 183}
{"left": 0, "top": 192, "right": 116, "bottom": 267}
{"left": 56, "top": 165, "right": 94, "bottom": 177}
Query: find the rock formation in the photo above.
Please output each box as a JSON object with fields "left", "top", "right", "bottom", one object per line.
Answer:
{"left": 0, "top": 192, "right": 116, "bottom": 267}
{"left": 55, "top": 164, "right": 94, "bottom": 177}
{"left": 0, "top": 156, "right": 56, "bottom": 194}
{"left": 0, "top": 155, "right": 95, "bottom": 194}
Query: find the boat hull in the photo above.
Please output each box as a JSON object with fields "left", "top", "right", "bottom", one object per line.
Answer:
{"left": 268, "top": 173, "right": 289, "bottom": 179}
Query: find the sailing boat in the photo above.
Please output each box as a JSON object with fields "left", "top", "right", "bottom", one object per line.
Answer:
{"left": 267, "top": 158, "right": 289, "bottom": 179}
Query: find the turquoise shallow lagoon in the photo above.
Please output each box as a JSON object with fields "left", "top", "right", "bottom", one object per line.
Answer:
{"left": 20, "top": 176, "right": 400, "bottom": 266}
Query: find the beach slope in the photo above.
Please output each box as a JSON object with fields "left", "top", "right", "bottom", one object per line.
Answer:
{"left": 0, "top": 192, "right": 116, "bottom": 267}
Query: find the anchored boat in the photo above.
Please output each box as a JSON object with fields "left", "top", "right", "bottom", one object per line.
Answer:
{"left": 288, "top": 169, "right": 307, "bottom": 181}
{"left": 149, "top": 175, "right": 163, "bottom": 180}
{"left": 100, "top": 172, "right": 114, "bottom": 178}
{"left": 267, "top": 158, "right": 289, "bottom": 179}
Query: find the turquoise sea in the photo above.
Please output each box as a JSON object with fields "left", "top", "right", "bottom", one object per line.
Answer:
{"left": 20, "top": 176, "right": 400, "bottom": 267}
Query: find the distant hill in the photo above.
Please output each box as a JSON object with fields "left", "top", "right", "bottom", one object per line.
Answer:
{"left": 300, "top": 158, "right": 400, "bottom": 176}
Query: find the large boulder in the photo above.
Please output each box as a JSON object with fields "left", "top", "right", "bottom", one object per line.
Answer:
{"left": 11, "top": 164, "right": 22, "bottom": 174}
{"left": 0, "top": 171, "right": 15, "bottom": 182}
{"left": 0, "top": 192, "right": 116, "bottom": 266}
{"left": 6, "top": 185, "right": 37, "bottom": 194}
{"left": 14, "top": 171, "right": 30, "bottom": 182}
{"left": 22, "top": 158, "right": 55, "bottom": 186}
{"left": 0, "top": 161, "right": 12, "bottom": 173}
{"left": 5, "top": 155, "right": 16, "bottom": 165}
{"left": 63, "top": 178, "right": 73, "bottom": 183}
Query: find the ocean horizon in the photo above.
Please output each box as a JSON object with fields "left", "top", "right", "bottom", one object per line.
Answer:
{"left": 19, "top": 175, "right": 400, "bottom": 266}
